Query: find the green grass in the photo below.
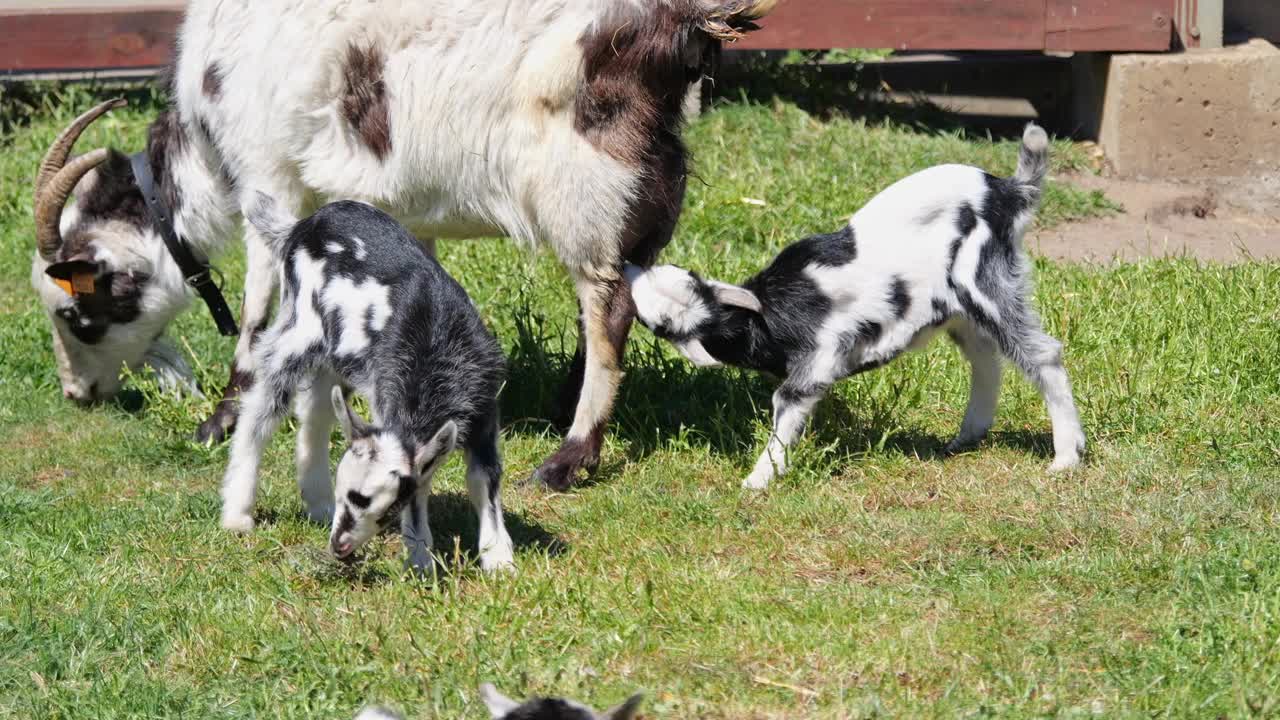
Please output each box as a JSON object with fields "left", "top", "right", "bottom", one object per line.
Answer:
{"left": 1, "top": 83, "right": 1278, "bottom": 719}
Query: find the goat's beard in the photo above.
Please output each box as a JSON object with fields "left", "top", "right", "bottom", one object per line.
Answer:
{"left": 143, "top": 338, "right": 202, "bottom": 396}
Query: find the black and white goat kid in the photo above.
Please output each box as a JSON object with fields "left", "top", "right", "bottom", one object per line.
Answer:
{"left": 358, "top": 683, "right": 642, "bottom": 720}
{"left": 626, "top": 125, "right": 1086, "bottom": 489}
{"left": 220, "top": 194, "right": 514, "bottom": 572}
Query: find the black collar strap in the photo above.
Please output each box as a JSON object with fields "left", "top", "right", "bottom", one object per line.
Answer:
{"left": 130, "top": 152, "right": 239, "bottom": 337}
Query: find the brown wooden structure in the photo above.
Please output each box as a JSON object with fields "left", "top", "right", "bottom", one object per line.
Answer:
{"left": 0, "top": 1, "right": 1179, "bottom": 75}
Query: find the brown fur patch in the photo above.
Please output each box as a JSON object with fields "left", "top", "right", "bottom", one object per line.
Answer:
{"left": 202, "top": 63, "right": 223, "bottom": 99}
{"left": 146, "top": 110, "right": 189, "bottom": 216}
{"left": 575, "top": 5, "right": 706, "bottom": 167}
{"left": 341, "top": 43, "right": 393, "bottom": 161}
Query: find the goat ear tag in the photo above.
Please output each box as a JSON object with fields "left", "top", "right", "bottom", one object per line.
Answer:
{"left": 53, "top": 277, "right": 75, "bottom": 296}
{"left": 72, "top": 271, "right": 96, "bottom": 295}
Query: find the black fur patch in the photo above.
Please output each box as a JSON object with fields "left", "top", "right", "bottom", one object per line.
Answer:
{"left": 946, "top": 204, "right": 979, "bottom": 286}
{"left": 336, "top": 509, "right": 356, "bottom": 535}
{"left": 974, "top": 174, "right": 1025, "bottom": 300}
{"left": 62, "top": 150, "right": 149, "bottom": 249}
{"left": 503, "top": 699, "right": 594, "bottom": 720}
{"left": 888, "top": 276, "right": 911, "bottom": 319}
{"left": 146, "top": 110, "right": 188, "bottom": 217}
{"left": 346, "top": 490, "right": 372, "bottom": 509}
{"left": 54, "top": 268, "right": 150, "bottom": 345}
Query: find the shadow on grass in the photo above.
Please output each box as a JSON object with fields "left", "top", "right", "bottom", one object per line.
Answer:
{"left": 306, "top": 490, "right": 566, "bottom": 588}
{"left": 1, "top": 81, "right": 167, "bottom": 137}
{"left": 710, "top": 54, "right": 1044, "bottom": 140}
{"left": 500, "top": 304, "right": 1061, "bottom": 479}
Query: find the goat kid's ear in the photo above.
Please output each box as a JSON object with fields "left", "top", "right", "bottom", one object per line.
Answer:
{"left": 708, "top": 280, "right": 763, "bottom": 313}
{"left": 478, "top": 683, "right": 520, "bottom": 719}
{"left": 600, "top": 694, "right": 644, "bottom": 720}
{"left": 331, "top": 387, "right": 371, "bottom": 441}
{"left": 414, "top": 420, "right": 458, "bottom": 474}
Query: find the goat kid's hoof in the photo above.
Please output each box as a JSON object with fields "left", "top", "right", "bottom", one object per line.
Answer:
{"left": 1048, "top": 455, "right": 1081, "bottom": 474}
{"left": 221, "top": 512, "right": 255, "bottom": 533}
{"left": 480, "top": 549, "right": 516, "bottom": 574}
{"left": 305, "top": 504, "right": 335, "bottom": 526}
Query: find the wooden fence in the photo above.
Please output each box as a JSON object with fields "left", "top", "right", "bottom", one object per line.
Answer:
{"left": 0, "top": 1, "right": 1183, "bottom": 75}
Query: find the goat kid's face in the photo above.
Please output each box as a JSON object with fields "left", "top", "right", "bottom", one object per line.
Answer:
{"left": 623, "top": 263, "right": 762, "bottom": 368}
{"left": 479, "top": 683, "right": 643, "bottom": 720}
{"left": 328, "top": 389, "right": 457, "bottom": 559}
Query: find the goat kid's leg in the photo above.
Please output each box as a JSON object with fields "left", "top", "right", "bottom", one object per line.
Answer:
{"left": 466, "top": 423, "right": 514, "bottom": 572}
{"left": 293, "top": 372, "right": 338, "bottom": 525}
{"left": 533, "top": 275, "right": 632, "bottom": 491}
{"left": 998, "top": 320, "right": 1086, "bottom": 472}
{"left": 197, "top": 224, "right": 279, "bottom": 445}
{"left": 220, "top": 368, "right": 296, "bottom": 532}
{"left": 744, "top": 382, "right": 826, "bottom": 490}
{"left": 401, "top": 490, "right": 434, "bottom": 575}
{"left": 946, "top": 323, "right": 1003, "bottom": 453}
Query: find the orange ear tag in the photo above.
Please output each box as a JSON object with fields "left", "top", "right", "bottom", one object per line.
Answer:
{"left": 71, "top": 271, "right": 96, "bottom": 296}
{"left": 53, "top": 277, "right": 75, "bottom": 296}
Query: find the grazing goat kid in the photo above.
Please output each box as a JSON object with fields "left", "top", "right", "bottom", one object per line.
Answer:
{"left": 357, "top": 683, "right": 643, "bottom": 720}
{"left": 220, "top": 195, "right": 513, "bottom": 572}
{"left": 626, "top": 125, "right": 1086, "bottom": 489}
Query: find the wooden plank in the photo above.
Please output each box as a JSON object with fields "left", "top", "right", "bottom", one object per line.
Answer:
{"left": 734, "top": 0, "right": 1050, "bottom": 51}
{"left": 734, "top": 0, "right": 1176, "bottom": 52}
{"left": 0, "top": 7, "right": 182, "bottom": 73}
{"left": 0, "top": 0, "right": 1180, "bottom": 74}
{"left": 1046, "top": 0, "right": 1175, "bottom": 51}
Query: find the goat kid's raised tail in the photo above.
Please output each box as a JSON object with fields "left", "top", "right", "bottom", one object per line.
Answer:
{"left": 698, "top": 0, "right": 779, "bottom": 40}
{"left": 245, "top": 191, "right": 300, "bottom": 260}
{"left": 1016, "top": 123, "right": 1051, "bottom": 194}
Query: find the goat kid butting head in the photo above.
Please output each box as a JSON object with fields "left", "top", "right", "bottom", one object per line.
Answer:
{"left": 328, "top": 389, "right": 457, "bottom": 560}
{"left": 29, "top": 99, "right": 197, "bottom": 404}
{"left": 626, "top": 124, "right": 1085, "bottom": 489}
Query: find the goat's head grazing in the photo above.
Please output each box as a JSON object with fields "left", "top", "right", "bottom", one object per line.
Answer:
{"left": 623, "top": 263, "right": 762, "bottom": 368}
{"left": 30, "top": 99, "right": 189, "bottom": 403}
{"left": 479, "top": 683, "right": 643, "bottom": 720}
{"left": 328, "top": 388, "right": 458, "bottom": 560}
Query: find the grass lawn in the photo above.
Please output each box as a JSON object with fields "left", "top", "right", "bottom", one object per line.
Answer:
{"left": 1, "top": 83, "right": 1279, "bottom": 719}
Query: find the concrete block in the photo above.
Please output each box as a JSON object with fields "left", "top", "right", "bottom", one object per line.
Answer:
{"left": 1097, "top": 39, "right": 1280, "bottom": 178}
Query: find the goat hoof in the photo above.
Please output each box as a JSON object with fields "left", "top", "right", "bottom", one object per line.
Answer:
{"left": 195, "top": 411, "right": 235, "bottom": 445}
{"left": 1048, "top": 455, "right": 1081, "bottom": 473}
{"left": 741, "top": 473, "right": 771, "bottom": 491}
{"left": 531, "top": 462, "right": 576, "bottom": 492}
{"left": 221, "top": 512, "right": 255, "bottom": 533}
{"left": 480, "top": 551, "right": 516, "bottom": 574}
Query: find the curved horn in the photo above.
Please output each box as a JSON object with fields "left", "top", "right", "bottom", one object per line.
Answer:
{"left": 34, "top": 97, "right": 127, "bottom": 200}
{"left": 34, "top": 149, "right": 111, "bottom": 262}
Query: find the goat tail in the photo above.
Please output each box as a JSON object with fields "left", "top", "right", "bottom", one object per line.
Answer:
{"left": 245, "top": 191, "right": 298, "bottom": 261}
{"left": 698, "top": 0, "right": 779, "bottom": 41}
{"left": 1015, "top": 123, "right": 1050, "bottom": 193}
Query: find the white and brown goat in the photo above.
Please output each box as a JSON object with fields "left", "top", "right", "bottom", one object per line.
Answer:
{"left": 29, "top": 0, "right": 776, "bottom": 491}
